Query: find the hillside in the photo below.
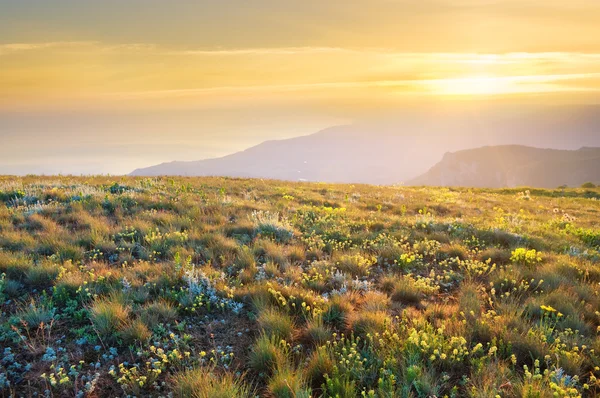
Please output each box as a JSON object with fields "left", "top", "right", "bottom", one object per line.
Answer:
{"left": 1, "top": 176, "right": 599, "bottom": 396}
{"left": 130, "top": 105, "right": 600, "bottom": 184}
{"left": 410, "top": 146, "right": 600, "bottom": 188}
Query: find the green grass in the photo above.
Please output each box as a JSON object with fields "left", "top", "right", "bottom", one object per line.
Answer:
{"left": 0, "top": 176, "right": 599, "bottom": 396}
{"left": 172, "top": 367, "right": 252, "bottom": 398}
{"left": 90, "top": 295, "right": 130, "bottom": 337}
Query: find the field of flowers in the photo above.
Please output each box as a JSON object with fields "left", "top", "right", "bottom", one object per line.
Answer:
{"left": 0, "top": 176, "right": 599, "bottom": 397}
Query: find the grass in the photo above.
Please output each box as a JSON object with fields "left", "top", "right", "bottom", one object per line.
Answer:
{"left": 119, "top": 318, "right": 152, "bottom": 344}
{"left": 90, "top": 295, "right": 130, "bottom": 337}
{"left": 0, "top": 176, "right": 599, "bottom": 396}
{"left": 140, "top": 299, "right": 178, "bottom": 325}
{"left": 257, "top": 307, "right": 295, "bottom": 340}
{"left": 172, "top": 367, "right": 252, "bottom": 398}
{"left": 249, "top": 334, "right": 288, "bottom": 376}
{"left": 268, "top": 365, "right": 311, "bottom": 398}
{"left": 16, "top": 298, "right": 56, "bottom": 328}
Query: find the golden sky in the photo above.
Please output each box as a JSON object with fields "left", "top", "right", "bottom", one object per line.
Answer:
{"left": 1, "top": 0, "right": 599, "bottom": 173}
{"left": 2, "top": 0, "right": 600, "bottom": 109}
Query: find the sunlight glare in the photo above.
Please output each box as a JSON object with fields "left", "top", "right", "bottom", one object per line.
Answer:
{"left": 431, "top": 75, "right": 514, "bottom": 96}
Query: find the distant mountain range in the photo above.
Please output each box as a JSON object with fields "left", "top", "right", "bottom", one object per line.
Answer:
{"left": 131, "top": 125, "right": 443, "bottom": 184}
{"left": 131, "top": 105, "right": 600, "bottom": 186}
{"left": 409, "top": 146, "right": 600, "bottom": 188}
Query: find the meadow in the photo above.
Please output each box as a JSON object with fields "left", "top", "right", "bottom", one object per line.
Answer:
{"left": 0, "top": 176, "right": 599, "bottom": 397}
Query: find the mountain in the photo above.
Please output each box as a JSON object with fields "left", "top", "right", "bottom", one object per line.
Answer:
{"left": 130, "top": 125, "right": 444, "bottom": 184}
{"left": 409, "top": 146, "right": 600, "bottom": 188}
{"left": 130, "top": 105, "right": 600, "bottom": 184}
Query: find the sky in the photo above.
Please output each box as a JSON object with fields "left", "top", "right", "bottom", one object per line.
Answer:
{"left": 1, "top": 0, "right": 600, "bottom": 174}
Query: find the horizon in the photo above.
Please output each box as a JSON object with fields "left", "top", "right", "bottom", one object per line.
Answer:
{"left": 2, "top": 139, "right": 598, "bottom": 178}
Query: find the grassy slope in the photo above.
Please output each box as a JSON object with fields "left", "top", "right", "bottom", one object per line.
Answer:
{"left": 0, "top": 176, "right": 599, "bottom": 397}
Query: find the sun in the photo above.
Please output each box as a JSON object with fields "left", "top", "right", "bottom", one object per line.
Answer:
{"left": 430, "top": 75, "right": 513, "bottom": 96}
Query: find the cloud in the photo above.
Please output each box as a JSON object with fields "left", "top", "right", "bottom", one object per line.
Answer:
{"left": 106, "top": 72, "right": 600, "bottom": 100}
{"left": 0, "top": 41, "right": 97, "bottom": 55}
{"left": 1, "top": 41, "right": 599, "bottom": 110}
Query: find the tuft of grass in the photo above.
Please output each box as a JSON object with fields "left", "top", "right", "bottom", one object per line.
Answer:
{"left": 467, "top": 360, "right": 516, "bottom": 398}
{"left": 250, "top": 210, "right": 294, "bottom": 243}
{"left": 249, "top": 334, "right": 288, "bottom": 376}
{"left": 268, "top": 365, "right": 311, "bottom": 398}
{"left": 458, "top": 282, "right": 482, "bottom": 323}
{"left": 348, "top": 310, "right": 389, "bottom": 337}
{"left": 120, "top": 318, "right": 152, "bottom": 344}
{"left": 3, "top": 278, "right": 24, "bottom": 298}
{"left": 334, "top": 253, "right": 375, "bottom": 277}
{"left": 304, "top": 346, "right": 334, "bottom": 390}
{"left": 172, "top": 367, "right": 251, "bottom": 398}
{"left": 25, "top": 263, "right": 60, "bottom": 288}
{"left": 301, "top": 315, "right": 332, "bottom": 346}
{"left": 390, "top": 280, "right": 422, "bottom": 306}
{"left": 140, "top": 299, "right": 177, "bottom": 325}
{"left": 234, "top": 246, "right": 256, "bottom": 271}
{"left": 16, "top": 298, "right": 56, "bottom": 328}
{"left": 322, "top": 295, "right": 353, "bottom": 330}
{"left": 478, "top": 247, "right": 511, "bottom": 265}
{"left": 379, "top": 274, "right": 397, "bottom": 294}
{"left": 90, "top": 296, "right": 129, "bottom": 337}
{"left": 257, "top": 307, "right": 295, "bottom": 340}
{"left": 361, "top": 291, "right": 390, "bottom": 312}
{"left": 440, "top": 243, "right": 469, "bottom": 260}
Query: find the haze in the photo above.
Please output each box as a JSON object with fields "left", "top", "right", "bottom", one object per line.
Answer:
{"left": 1, "top": 0, "right": 600, "bottom": 175}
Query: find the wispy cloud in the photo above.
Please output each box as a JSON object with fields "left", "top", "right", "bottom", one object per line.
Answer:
{"left": 2, "top": 41, "right": 600, "bottom": 62}
{"left": 1, "top": 41, "right": 599, "bottom": 108}
{"left": 103, "top": 72, "right": 600, "bottom": 100}
{"left": 0, "top": 41, "right": 98, "bottom": 55}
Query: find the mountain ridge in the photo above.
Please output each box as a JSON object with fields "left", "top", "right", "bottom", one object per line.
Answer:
{"left": 130, "top": 106, "right": 600, "bottom": 184}
{"left": 409, "top": 145, "right": 600, "bottom": 188}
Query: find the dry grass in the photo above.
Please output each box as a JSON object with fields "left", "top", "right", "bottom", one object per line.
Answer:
{"left": 0, "top": 176, "right": 598, "bottom": 397}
